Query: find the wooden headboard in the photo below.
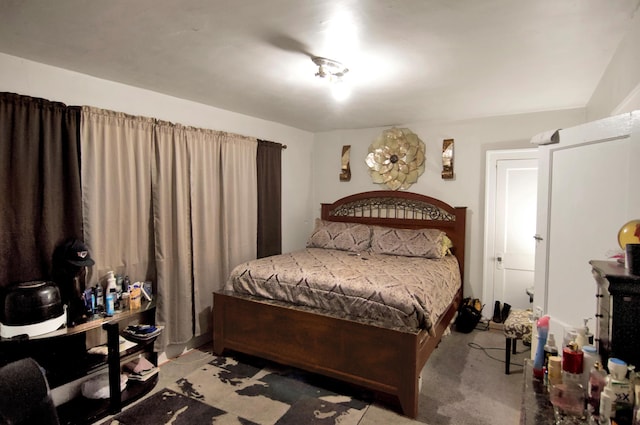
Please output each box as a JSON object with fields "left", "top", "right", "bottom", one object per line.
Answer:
{"left": 321, "top": 190, "right": 467, "bottom": 282}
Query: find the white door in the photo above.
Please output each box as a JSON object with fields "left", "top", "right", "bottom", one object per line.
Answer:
{"left": 533, "top": 111, "right": 640, "bottom": 339}
{"left": 484, "top": 149, "right": 538, "bottom": 314}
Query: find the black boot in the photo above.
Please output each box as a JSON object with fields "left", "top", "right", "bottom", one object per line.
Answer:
{"left": 492, "top": 301, "right": 502, "bottom": 323}
{"left": 501, "top": 303, "right": 511, "bottom": 323}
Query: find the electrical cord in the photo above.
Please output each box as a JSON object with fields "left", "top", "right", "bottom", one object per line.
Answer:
{"left": 467, "top": 340, "right": 531, "bottom": 368}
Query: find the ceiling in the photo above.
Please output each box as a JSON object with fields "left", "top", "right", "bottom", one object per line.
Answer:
{"left": 0, "top": 1, "right": 638, "bottom": 132}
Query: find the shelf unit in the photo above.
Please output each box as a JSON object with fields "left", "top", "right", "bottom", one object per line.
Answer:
{"left": 0, "top": 300, "right": 159, "bottom": 425}
{"left": 590, "top": 260, "right": 640, "bottom": 369}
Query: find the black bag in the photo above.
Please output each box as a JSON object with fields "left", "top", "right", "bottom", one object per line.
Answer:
{"left": 455, "top": 297, "right": 483, "bottom": 333}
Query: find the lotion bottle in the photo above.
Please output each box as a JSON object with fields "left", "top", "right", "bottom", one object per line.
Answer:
{"left": 575, "top": 321, "right": 589, "bottom": 349}
{"left": 600, "top": 383, "right": 616, "bottom": 422}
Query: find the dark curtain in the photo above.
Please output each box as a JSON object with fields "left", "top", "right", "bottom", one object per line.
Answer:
{"left": 0, "top": 93, "right": 82, "bottom": 287}
{"left": 256, "top": 140, "right": 282, "bottom": 258}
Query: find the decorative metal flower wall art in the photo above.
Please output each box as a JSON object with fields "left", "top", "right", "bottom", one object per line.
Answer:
{"left": 365, "top": 127, "right": 426, "bottom": 190}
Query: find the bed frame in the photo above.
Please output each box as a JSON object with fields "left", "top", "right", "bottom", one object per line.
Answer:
{"left": 213, "top": 190, "right": 466, "bottom": 418}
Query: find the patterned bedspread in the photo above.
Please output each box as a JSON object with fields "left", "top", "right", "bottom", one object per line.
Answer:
{"left": 224, "top": 248, "right": 462, "bottom": 335}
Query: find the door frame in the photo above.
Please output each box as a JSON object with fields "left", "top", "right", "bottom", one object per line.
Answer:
{"left": 483, "top": 148, "right": 538, "bottom": 316}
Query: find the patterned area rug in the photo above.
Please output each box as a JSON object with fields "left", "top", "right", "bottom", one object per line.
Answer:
{"left": 100, "top": 353, "right": 372, "bottom": 425}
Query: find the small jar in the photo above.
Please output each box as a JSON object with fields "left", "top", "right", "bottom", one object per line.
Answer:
{"left": 548, "top": 355, "right": 563, "bottom": 386}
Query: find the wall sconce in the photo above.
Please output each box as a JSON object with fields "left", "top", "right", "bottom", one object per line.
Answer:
{"left": 340, "top": 145, "right": 351, "bottom": 181}
{"left": 442, "top": 139, "right": 454, "bottom": 179}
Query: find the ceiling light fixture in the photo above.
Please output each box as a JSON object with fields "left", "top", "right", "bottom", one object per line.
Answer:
{"left": 312, "top": 57, "right": 351, "bottom": 101}
{"left": 312, "top": 57, "right": 349, "bottom": 82}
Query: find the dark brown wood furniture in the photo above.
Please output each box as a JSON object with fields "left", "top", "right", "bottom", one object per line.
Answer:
{"left": 1, "top": 300, "right": 159, "bottom": 425}
{"left": 55, "top": 300, "right": 159, "bottom": 424}
{"left": 213, "top": 191, "right": 466, "bottom": 418}
{"left": 591, "top": 260, "right": 640, "bottom": 370}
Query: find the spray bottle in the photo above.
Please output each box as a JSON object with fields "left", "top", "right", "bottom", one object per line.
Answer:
{"left": 105, "top": 271, "right": 116, "bottom": 316}
{"left": 533, "top": 315, "right": 550, "bottom": 379}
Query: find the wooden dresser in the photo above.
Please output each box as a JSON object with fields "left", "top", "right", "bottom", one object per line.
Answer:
{"left": 590, "top": 260, "right": 640, "bottom": 369}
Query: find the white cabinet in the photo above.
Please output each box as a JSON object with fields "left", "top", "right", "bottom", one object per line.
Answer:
{"left": 533, "top": 111, "right": 640, "bottom": 339}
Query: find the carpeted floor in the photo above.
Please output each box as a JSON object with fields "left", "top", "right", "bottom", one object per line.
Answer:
{"left": 416, "top": 325, "right": 529, "bottom": 425}
{"left": 99, "top": 325, "right": 529, "bottom": 425}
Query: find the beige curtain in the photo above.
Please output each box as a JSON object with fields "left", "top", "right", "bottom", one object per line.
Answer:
{"left": 188, "top": 128, "right": 223, "bottom": 336}
{"left": 190, "top": 130, "right": 257, "bottom": 337}
{"left": 80, "top": 107, "right": 155, "bottom": 287}
{"left": 152, "top": 122, "right": 193, "bottom": 345}
{"left": 154, "top": 126, "right": 258, "bottom": 343}
{"left": 82, "top": 107, "right": 257, "bottom": 347}
{"left": 220, "top": 135, "right": 258, "bottom": 279}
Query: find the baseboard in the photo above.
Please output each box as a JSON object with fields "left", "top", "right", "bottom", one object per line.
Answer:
{"left": 489, "top": 320, "right": 504, "bottom": 332}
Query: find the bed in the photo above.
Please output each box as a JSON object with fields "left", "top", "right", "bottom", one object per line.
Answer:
{"left": 212, "top": 190, "right": 466, "bottom": 418}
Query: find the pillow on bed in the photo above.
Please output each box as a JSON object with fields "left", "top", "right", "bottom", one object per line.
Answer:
{"left": 306, "top": 219, "right": 372, "bottom": 252}
{"left": 370, "top": 226, "right": 448, "bottom": 258}
{"left": 442, "top": 234, "right": 454, "bottom": 257}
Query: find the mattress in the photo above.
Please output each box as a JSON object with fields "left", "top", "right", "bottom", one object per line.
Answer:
{"left": 224, "top": 248, "right": 461, "bottom": 335}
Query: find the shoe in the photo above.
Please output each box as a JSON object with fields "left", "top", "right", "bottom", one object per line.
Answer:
{"left": 501, "top": 303, "right": 511, "bottom": 323}
{"left": 492, "top": 301, "right": 502, "bottom": 323}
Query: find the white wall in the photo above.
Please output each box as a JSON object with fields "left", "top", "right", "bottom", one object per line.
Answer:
{"left": 3, "top": 48, "right": 634, "bottom": 309}
{"left": 587, "top": 10, "right": 640, "bottom": 120}
{"left": 312, "top": 109, "right": 586, "bottom": 299}
{"left": 0, "top": 53, "right": 314, "bottom": 253}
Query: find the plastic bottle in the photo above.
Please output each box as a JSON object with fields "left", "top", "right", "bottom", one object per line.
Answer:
{"left": 582, "top": 345, "right": 600, "bottom": 390}
{"left": 90, "top": 289, "right": 96, "bottom": 313}
{"left": 633, "top": 381, "right": 640, "bottom": 425}
{"left": 530, "top": 308, "right": 541, "bottom": 361}
{"left": 575, "top": 324, "right": 588, "bottom": 350}
{"left": 600, "top": 385, "right": 616, "bottom": 421}
{"left": 562, "top": 342, "right": 584, "bottom": 387}
{"left": 105, "top": 271, "right": 116, "bottom": 316}
{"left": 589, "top": 361, "right": 607, "bottom": 414}
{"left": 544, "top": 333, "right": 558, "bottom": 370}
{"left": 533, "top": 315, "right": 550, "bottom": 379}
{"left": 583, "top": 318, "right": 594, "bottom": 345}
{"left": 122, "top": 275, "right": 131, "bottom": 293}
{"left": 95, "top": 284, "right": 104, "bottom": 310}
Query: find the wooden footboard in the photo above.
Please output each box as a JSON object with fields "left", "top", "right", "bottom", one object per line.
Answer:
{"left": 213, "top": 287, "right": 462, "bottom": 418}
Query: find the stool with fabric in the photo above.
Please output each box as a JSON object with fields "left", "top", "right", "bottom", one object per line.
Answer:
{"left": 0, "top": 357, "right": 60, "bottom": 425}
{"left": 503, "top": 309, "right": 533, "bottom": 374}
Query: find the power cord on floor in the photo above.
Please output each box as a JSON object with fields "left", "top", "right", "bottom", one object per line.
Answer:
{"left": 467, "top": 341, "right": 531, "bottom": 368}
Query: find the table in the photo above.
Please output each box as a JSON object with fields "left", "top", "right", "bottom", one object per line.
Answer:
{"left": 520, "top": 359, "right": 555, "bottom": 424}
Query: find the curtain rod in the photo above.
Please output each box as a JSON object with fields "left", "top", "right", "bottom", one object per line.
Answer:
{"left": 258, "top": 139, "right": 286, "bottom": 149}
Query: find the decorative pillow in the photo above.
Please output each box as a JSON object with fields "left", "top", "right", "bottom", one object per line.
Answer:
{"left": 442, "top": 234, "right": 454, "bottom": 257}
{"left": 370, "top": 226, "right": 447, "bottom": 258}
{"left": 306, "top": 219, "right": 372, "bottom": 252}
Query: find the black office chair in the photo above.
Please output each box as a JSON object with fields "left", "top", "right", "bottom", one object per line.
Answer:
{"left": 0, "top": 358, "right": 60, "bottom": 425}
